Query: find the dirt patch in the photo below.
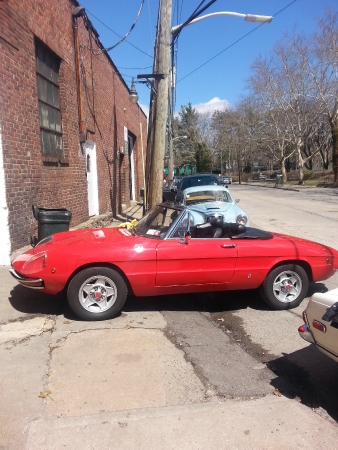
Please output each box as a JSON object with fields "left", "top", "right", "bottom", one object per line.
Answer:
{"left": 316, "top": 181, "right": 338, "bottom": 188}
{"left": 75, "top": 213, "right": 119, "bottom": 230}
{"left": 210, "top": 311, "right": 275, "bottom": 364}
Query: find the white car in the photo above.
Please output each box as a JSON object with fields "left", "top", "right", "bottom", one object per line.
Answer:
{"left": 299, "top": 288, "right": 338, "bottom": 362}
{"left": 181, "top": 185, "right": 249, "bottom": 227}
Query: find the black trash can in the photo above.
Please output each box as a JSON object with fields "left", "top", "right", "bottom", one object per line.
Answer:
{"left": 32, "top": 205, "right": 72, "bottom": 242}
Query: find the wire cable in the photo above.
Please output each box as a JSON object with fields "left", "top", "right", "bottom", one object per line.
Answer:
{"left": 117, "top": 65, "right": 152, "bottom": 70}
{"left": 104, "top": 0, "right": 145, "bottom": 52}
{"left": 85, "top": 6, "right": 153, "bottom": 58}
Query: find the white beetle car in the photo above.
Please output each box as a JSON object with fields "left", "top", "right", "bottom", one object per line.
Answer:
{"left": 299, "top": 288, "right": 338, "bottom": 363}
{"left": 181, "top": 185, "right": 249, "bottom": 227}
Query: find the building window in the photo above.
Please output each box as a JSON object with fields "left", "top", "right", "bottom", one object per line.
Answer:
{"left": 35, "top": 39, "right": 63, "bottom": 160}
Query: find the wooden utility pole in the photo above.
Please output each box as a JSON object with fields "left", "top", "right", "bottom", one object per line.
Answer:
{"left": 148, "top": 0, "right": 172, "bottom": 210}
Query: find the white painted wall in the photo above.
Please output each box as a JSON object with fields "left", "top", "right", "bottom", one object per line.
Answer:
{"left": 0, "top": 120, "right": 11, "bottom": 265}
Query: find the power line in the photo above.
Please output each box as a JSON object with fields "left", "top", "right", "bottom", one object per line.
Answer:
{"left": 177, "top": 0, "right": 298, "bottom": 83}
{"left": 103, "top": 0, "right": 145, "bottom": 52}
{"left": 117, "top": 65, "right": 152, "bottom": 70}
{"left": 85, "top": 7, "right": 153, "bottom": 58}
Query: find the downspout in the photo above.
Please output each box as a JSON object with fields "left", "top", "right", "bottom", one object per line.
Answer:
{"left": 72, "top": 6, "right": 86, "bottom": 144}
{"left": 0, "top": 119, "right": 11, "bottom": 265}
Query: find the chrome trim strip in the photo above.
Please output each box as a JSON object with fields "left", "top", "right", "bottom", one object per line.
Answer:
{"left": 317, "top": 343, "right": 338, "bottom": 359}
{"left": 9, "top": 269, "right": 45, "bottom": 289}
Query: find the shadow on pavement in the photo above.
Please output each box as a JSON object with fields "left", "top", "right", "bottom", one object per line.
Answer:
{"left": 268, "top": 345, "right": 338, "bottom": 423}
{"left": 123, "top": 288, "right": 267, "bottom": 314}
{"left": 9, "top": 281, "right": 328, "bottom": 319}
{"left": 9, "top": 285, "right": 66, "bottom": 317}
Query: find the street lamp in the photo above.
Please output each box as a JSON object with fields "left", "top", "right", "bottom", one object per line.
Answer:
{"left": 171, "top": 11, "right": 273, "bottom": 33}
{"left": 128, "top": 78, "right": 138, "bottom": 104}
{"left": 173, "top": 136, "right": 188, "bottom": 142}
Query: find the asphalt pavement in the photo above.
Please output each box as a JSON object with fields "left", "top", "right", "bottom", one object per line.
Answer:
{"left": 1, "top": 195, "right": 338, "bottom": 449}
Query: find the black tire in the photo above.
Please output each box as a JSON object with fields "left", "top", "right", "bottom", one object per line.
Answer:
{"left": 67, "top": 267, "right": 128, "bottom": 321}
{"left": 259, "top": 264, "right": 309, "bottom": 310}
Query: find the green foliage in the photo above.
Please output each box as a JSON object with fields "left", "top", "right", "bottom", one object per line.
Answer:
{"left": 177, "top": 103, "right": 200, "bottom": 142}
{"left": 303, "top": 170, "right": 314, "bottom": 180}
{"left": 195, "top": 143, "right": 212, "bottom": 173}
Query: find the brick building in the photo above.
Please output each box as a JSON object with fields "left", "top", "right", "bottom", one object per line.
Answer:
{"left": 0, "top": 0, "right": 147, "bottom": 264}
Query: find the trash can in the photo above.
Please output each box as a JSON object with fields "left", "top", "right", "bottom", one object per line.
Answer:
{"left": 32, "top": 205, "right": 72, "bottom": 242}
{"left": 275, "top": 174, "right": 283, "bottom": 188}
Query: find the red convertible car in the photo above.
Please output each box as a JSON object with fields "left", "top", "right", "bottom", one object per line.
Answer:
{"left": 10, "top": 204, "right": 338, "bottom": 321}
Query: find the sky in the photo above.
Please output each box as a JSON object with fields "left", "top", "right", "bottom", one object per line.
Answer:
{"left": 79, "top": 0, "right": 337, "bottom": 117}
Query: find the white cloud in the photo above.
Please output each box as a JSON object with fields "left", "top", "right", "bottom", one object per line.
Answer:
{"left": 140, "top": 97, "right": 230, "bottom": 119}
{"left": 192, "top": 97, "right": 231, "bottom": 114}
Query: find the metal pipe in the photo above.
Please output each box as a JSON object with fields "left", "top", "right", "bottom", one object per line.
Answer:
{"left": 73, "top": 15, "right": 86, "bottom": 143}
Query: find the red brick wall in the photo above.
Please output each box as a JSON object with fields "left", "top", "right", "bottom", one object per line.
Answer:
{"left": 0, "top": 0, "right": 147, "bottom": 251}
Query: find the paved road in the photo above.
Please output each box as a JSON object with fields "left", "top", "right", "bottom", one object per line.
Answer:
{"left": 148, "top": 184, "right": 338, "bottom": 424}
{"left": 1, "top": 184, "right": 337, "bottom": 448}
{"left": 190, "top": 184, "right": 338, "bottom": 422}
{"left": 138, "top": 183, "right": 338, "bottom": 422}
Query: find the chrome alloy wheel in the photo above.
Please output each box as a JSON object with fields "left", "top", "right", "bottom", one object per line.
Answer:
{"left": 272, "top": 270, "right": 302, "bottom": 303}
{"left": 78, "top": 275, "right": 117, "bottom": 313}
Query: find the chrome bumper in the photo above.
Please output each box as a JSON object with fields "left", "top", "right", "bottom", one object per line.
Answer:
{"left": 298, "top": 324, "right": 315, "bottom": 345}
{"left": 9, "top": 268, "right": 44, "bottom": 289}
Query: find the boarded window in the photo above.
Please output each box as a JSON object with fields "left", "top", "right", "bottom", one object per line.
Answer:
{"left": 36, "top": 40, "right": 63, "bottom": 160}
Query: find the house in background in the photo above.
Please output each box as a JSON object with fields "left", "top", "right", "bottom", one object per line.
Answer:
{"left": 0, "top": 0, "right": 147, "bottom": 264}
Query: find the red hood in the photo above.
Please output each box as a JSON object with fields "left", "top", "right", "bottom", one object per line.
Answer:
{"left": 35, "top": 227, "right": 132, "bottom": 249}
{"left": 11, "top": 227, "right": 135, "bottom": 272}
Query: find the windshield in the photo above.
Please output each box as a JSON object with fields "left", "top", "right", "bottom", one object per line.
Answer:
{"left": 179, "top": 176, "right": 218, "bottom": 191}
{"left": 133, "top": 205, "right": 183, "bottom": 239}
{"left": 184, "top": 189, "right": 232, "bottom": 205}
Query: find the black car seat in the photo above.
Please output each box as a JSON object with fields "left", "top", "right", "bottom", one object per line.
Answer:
{"left": 212, "top": 227, "right": 223, "bottom": 238}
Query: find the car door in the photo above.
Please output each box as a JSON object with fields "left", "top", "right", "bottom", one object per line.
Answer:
{"left": 155, "top": 237, "right": 238, "bottom": 287}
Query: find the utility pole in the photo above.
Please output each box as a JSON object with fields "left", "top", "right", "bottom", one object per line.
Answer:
{"left": 148, "top": 0, "right": 172, "bottom": 210}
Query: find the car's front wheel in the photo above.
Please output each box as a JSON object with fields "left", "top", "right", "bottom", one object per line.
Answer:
{"left": 259, "top": 264, "right": 309, "bottom": 310}
{"left": 67, "top": 267, "right": 128, "bottom": 321}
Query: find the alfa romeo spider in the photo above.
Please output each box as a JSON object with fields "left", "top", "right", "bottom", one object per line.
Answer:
{"left": 10, "top": 204, "right": 338, "bottom": 321}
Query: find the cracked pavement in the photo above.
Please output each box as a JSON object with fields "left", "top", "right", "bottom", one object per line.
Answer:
{"left": 2, "top": 185, "right": 338, "bottom": 449}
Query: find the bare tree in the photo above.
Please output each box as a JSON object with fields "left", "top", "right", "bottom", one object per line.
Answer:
{"left": 304, "top": 9, "right": 338, "bottom": 181}
{"left": 247, "top": 32, "right": 327, "bottom": 184}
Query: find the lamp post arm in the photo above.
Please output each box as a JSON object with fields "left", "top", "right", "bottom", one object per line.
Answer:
{"left": 171, "top": 11, "right": 273, "bottom": 33}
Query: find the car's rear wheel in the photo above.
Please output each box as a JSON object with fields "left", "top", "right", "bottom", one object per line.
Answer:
{"left": 259, "top": 264, "right": 309, "bottom": 310}
{"left": 67, "top": 267, "right": 127, "bottom": 321}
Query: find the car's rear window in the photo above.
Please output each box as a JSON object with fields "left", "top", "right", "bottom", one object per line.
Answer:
{"left": 180, "top": 176, "right": 218, "bottom": 191}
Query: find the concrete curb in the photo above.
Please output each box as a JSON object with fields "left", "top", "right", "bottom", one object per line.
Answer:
{"left": 25, "top": 396, "right": 338, "bottom": 449}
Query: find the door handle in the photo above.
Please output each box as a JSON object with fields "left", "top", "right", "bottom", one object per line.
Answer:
{"left": 220, "top": 244, "right": 236, "bottom": 248}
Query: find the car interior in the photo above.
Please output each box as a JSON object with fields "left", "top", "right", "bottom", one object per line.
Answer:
{"left": 192, "top": 219, "right": 273, "bottom": 240}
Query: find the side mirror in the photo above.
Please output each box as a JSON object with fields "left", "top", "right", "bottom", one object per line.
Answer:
{"left": 179, "top": 231, "right": 191, "bottom": 245}
{"left": 235, "top": 199, "right": 240, "bottom": 203}
{"left": 322, "top": 302, "right": 338, "bottom": 322}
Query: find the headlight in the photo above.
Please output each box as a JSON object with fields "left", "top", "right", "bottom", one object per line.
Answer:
{"left": 236, "top": 214, "right": 248, "bottom": 225}
{"left": 22, "top": 252, "right": 47, "bottom": 274}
